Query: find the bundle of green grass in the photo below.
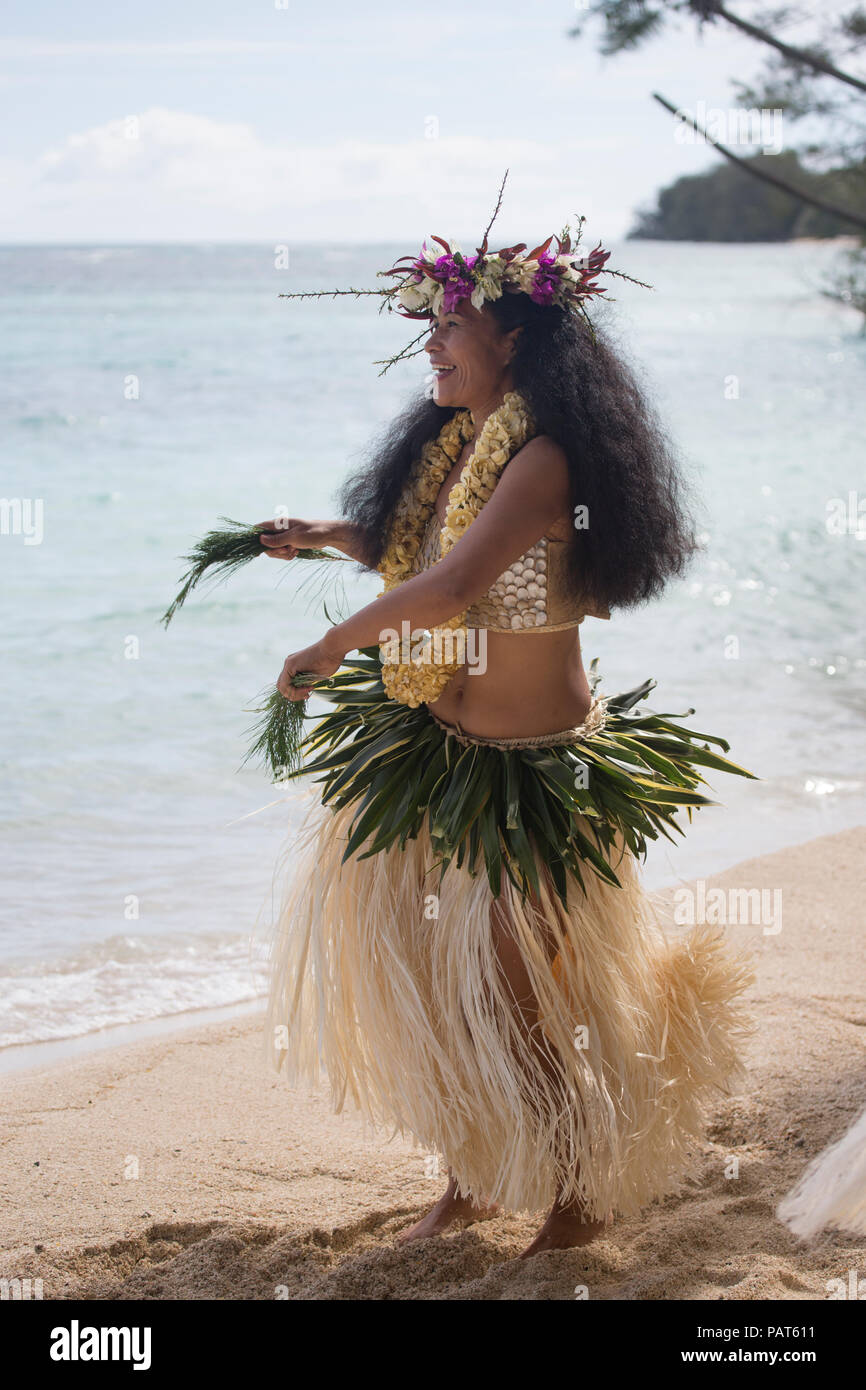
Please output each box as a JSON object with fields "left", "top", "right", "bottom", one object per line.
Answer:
{"left": 161, "top": 517, "right": 347, "bottom": 777}
{"left": 160, "top": 517, "right": 345, "bottom": 628}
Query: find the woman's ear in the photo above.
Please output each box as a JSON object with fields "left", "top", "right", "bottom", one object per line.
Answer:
{"left": 505, "top": 325, "right": 523, "bottom": 362}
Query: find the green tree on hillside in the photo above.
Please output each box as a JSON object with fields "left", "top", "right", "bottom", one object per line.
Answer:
{"left": 630, "top": 151, "right": 864, "bottom": 240}
{"left": 570, "top": 1, "right": 866, "bottom": 320}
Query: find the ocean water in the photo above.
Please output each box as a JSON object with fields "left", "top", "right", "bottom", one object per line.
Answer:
{"left": 1, "top": 240, "right": 864, "bottom": 1057}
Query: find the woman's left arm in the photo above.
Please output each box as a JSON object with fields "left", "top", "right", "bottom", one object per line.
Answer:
{"left": 278, "top": 437, "right": 571, "bottom": 698}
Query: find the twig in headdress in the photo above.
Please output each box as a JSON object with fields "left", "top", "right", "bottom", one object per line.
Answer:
{"left": 277, "top": 287, "right": 390, "bottom": 302}
{"left": 477, "top": 168, "right": 510, "bottom": 255}
{"left": 573, "top": 300, "right": 598, "bottom": 345}
{"left": 603, "top": 268, "right": 655, "bottom": 291}
{"left": 372, "top": 327, "right": 431, "bottom": 376}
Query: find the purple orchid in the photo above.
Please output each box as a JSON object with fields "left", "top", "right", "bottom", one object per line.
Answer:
{"left": 433, "top": 252, "right": 479, "bottom": 311}
{"left": 529, "top": 250, "right": 560, "bottom": 306}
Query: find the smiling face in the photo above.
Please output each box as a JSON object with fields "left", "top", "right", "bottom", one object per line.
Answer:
{"left": 423, "top": 301, "right": 522, "bottom": 412}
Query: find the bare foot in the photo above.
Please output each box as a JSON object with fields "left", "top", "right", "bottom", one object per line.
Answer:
{"left": 518, "top": 1202, "right": 613, "bottom": 1259}
{"left": 396, "top": 1176, "right": 500, "bottom": 1246}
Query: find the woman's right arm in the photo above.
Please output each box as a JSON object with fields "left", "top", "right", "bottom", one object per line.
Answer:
{"left": 255, "top": 518, "right": 373, "bottom": 566}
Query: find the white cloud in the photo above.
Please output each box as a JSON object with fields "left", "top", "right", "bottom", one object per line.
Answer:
{"left": 0, "top": 107, "right": 631, "bottom": 243}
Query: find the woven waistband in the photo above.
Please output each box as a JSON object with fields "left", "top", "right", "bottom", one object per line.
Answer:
{"left": 427, "top": 696, "right": 608, "bottom": 750}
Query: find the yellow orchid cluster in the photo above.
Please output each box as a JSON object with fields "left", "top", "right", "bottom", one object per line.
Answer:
{"left": 376, "top": 391, "right": 536, "bottom": 707}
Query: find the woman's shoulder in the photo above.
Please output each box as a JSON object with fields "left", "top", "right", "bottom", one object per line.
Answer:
{"left": 505, "top": 432, "right": 570, "bottom": 491}
{"left": 506, "top": 434, "right": 571, "bottom": 539}
{"left": 514, "top": 432, "right": 567, "bottom": 466}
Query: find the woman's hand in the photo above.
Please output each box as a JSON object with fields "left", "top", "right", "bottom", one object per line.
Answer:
{"left": 277, "top": 636, "right": 346, "bottom": 701}
{"left": 256, "top": 518, "right": 370, "bottom": 564}
{"left": 256, "top": 518, "right": 333, "bottom": 561}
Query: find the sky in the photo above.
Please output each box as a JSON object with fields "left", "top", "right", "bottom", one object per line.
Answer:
{"left": 0, "top": 0, "right": 822, "bottom": 244}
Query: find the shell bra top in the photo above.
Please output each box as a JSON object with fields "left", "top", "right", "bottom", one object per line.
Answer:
{"left": 412, "top": 513, "right": 612, "bottom": 633}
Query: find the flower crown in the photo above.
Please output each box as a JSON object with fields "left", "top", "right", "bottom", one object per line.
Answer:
{"left": 279, "top": 171, "right": 650, "bottom": 374}
{"left": 387, "top": 226, "right": 611, "bottom": 319}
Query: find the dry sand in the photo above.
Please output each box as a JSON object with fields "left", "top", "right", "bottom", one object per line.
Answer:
{"left": 1, "top": 827, "right": 864, "bottom": 1301}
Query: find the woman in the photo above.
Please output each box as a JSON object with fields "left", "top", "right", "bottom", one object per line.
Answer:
{"left": 258, "top": 221, "right": 754, "bottom": 1258}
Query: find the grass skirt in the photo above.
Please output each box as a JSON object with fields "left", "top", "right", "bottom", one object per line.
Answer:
{"left": 264, "top": 657, "right": 755, "bottom": 1218}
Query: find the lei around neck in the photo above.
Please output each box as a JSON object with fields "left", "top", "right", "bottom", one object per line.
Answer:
{"left": 376, "top": 391, "right": 536, "bottom": 707}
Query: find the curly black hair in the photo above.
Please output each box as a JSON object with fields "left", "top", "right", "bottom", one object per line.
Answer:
{"left": 338, "top": 295, "right": 698, "bottom": 611}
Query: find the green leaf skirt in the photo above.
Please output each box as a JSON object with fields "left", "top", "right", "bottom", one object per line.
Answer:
{"left": 286, "top": 645, "right": 756, "bottom": 909}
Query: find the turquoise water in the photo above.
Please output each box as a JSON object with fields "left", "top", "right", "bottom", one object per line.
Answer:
{"left": 1, "top": 240, "right": 864, "bottom": 1050}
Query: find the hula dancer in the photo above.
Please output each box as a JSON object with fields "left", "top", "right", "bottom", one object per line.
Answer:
{"left": 259, "top": 187, "right": 756, "bottom": 1258}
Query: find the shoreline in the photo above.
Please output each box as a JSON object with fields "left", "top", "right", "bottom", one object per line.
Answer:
{"left": 4, "top": 808, "right": 864, "bottom": 1074}
{"left": 0, "top": 998, "right": 264, "bottom": 1078}
{"left": 2, "top": 825, "right": 865, "bottom": 1300}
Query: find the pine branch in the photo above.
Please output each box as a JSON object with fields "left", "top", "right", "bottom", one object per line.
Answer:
{"left": 714, "top": 3, "right": 866, "bottom": 94}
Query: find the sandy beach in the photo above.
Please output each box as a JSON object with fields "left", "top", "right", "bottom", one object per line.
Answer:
{"left": 2, "top": 826, "right": 864, "bottom": 1301}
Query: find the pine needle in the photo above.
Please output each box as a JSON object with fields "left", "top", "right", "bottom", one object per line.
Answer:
{"left": 160, "top": 517, "right": 345, "bottom": 627}
{"left": 242, "top": 673, "right": 335, "bottom": 781}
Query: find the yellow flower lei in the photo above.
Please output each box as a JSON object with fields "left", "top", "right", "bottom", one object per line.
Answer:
{"left": 376, "top": 390, "right": 536, "bottom": 707}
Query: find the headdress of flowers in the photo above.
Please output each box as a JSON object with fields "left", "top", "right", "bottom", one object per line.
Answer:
{"left": 279, "top": 170, "right": 651, "bottom": 373}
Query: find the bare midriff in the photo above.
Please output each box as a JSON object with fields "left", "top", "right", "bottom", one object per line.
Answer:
{"left": 427, "top": 626, "right": 594, "bottom": 739}
{"left": 424, "top": 447, "right": 595, "bottom": 740}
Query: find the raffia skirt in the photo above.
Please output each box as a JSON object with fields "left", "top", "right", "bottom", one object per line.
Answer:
{"left": 263, "top": 673, "right": 755, "bottom": 1221}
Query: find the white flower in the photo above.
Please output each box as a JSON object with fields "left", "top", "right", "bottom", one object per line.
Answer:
{"left": 473, "top": 255, "right": 505, "bottom": 305}
{"left": 399, "top": 277, "right": 437, "bottom": 312}
{"left": 560, "top": 255, "right": 587, "bottom": 283}
{"left": 510, "top": 260, "right": 538, "bottom": 295}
